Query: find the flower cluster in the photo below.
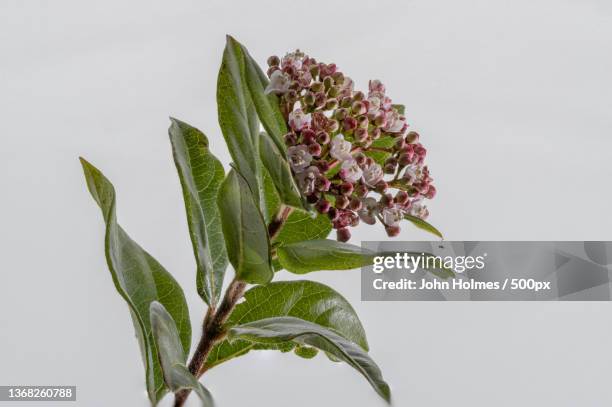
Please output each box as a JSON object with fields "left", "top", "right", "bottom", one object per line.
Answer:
{"left": 265, "top": 50, "right": 436, "bottom": 242}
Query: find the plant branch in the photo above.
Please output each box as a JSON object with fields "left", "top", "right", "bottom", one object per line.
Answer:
{"left": 174, "top": 278, "right": 247, "bottom": 407}
{"left": 268, "top": 204, "right": 293, "bottom": 240}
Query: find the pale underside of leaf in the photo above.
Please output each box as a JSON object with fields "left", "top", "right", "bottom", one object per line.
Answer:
{"left": 228, "top": 317, "right": 391, "bottom": 403}
{"left": 150, "top": 302, "right": 214, "bottom": 407}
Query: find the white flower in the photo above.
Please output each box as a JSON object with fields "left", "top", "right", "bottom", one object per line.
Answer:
{"left": 382, "top": 207, "right": 405, "bottom": 227}
{"left": 410, "top": 199, "right": 429, "bottom": 219}
{"left": 288, "top": 108, "right": 311, "bottom": 131}
{"left": 402, "top": 164, "right": 422, "bottom": 185}
{"left": 383, "top": 110, "right": 406, "bottom": 133}
{"left": 330, "top": 134, "right": 352, "bottom": 161}
{"left": 362, "top": 162, "right": 383, "bottom": 187}
{"left": 340, "top": 159, "right": 363, "bottom": 183}
{"left": 264, "top": 70, "right": 291, "bottom": 95}
{"left": 358, "top": 197, "right": 379, "bottom": 225}
{"left": 296, "top": 166, "right": 319, "bottom": 195}
{"left": 287, "top": 145, "right": 312, "bottom": 173}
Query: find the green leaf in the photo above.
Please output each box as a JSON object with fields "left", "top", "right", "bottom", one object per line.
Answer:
{"left": 150, "top": 302, "right": 214, "bottom": 407}
{"left": 217, "top": 35, "right": 265, "bottom": 214}
{"left": 259, "top": 132, "right": 303, "bottom": 209}
{"left": 365, "top": 136, "right": 394, "bottom": 165}
{"left": 205, "top": 280, "right": 368, "bottom": 369}
{"left": 228, "top": 317, "right": 391, "bottom": 403}
{"left": 273, "top": 210, "right": 332, "bottom": 246}
{"left": 392, "top": 104, "right": 405, "bottom": 115}
{"left": 217, "top": 168, "right": 273, "bottom": 284}
{"left": 238, "top": 38, "right": 288, "bottom": 152}
{"left": 277, "top": 239, "right": 375, "bottom": 274}
{"left": 169, "top": 118, "right": 227, "bottom": 306}
{"left": 80, "top": 158, "right": 191, "bottom": 405}
{"left": 404, "top": 214, "right": 444, "bottom": 239}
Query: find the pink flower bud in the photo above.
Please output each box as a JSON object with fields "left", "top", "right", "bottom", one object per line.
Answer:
{"left": 315, "top": 199, "right": 331, "bottom": 214}
{"left": 328, "top": 207, "right": 339, "bottom": 222}
{"left": 315, "top": 175, "right": 331, "bottom": 191}
{"left": 352, "top": 101, "right": 367, "bottom": 116}
{"left": 395, "top": 191, "right": 409, "bottom": 205}
{"left": 385, "top": 225, "right": 401, "bottom": 237}
{"left": 302, "top": 129, "right": 316, "bottom": 144}
{"left": 311, "top": 82, "right": 324, "bottom": 93}
{"left": 316, "top": 131, "right": 330, "bottom": 145}
{"left": 335, "top": 195, "right": 350, "bottom": 209}
{"left": 337, "top": 227, "right": 351, "bottom": 242}
{"left": 306, "top": 193, "right": 319, "bottom": 204}
{"left": 349, "top": 197, "right": 363, "bottom": 211}
{"left": 353, "top": 91, "right": 365, "bottom": 101}
{"left": 354, "top": 153, "right": 366, "bottom": 167}
{"left": 375, "top": 180, "right": 388, "bottom": 193}
{"left": 380, "top": 193, "right": 394, "bottom": 208}
{"left": 425, "top": 185, "right": 436, "bottom": 199}
{"left": 340, "top": 182, "right": 354, "bottom": 195}
{"left": 355, "top": 128, "right": 369, "bottom": 143}
{"left": 315, "top": 160, "right": 330, "bottom": 172}
{"left": 355, "top": 183, "right": 369, "bottom": 197}
{"left": 398, "top": 153, "right": 413, "bottom": 166}
{"left": 308, "top": 143, "right": 322, "bottom": 156}
{"left": 342, "top": 117, "right": 357, "bottom": 132}
{"left": 326, "top": 120, "right": 340, "bottom": 133}
{"left": 406, "top": 131, "right": 419, "bottom": 144}
{"left": 267, "top": 55, "right": 280, "bottom": 67}
{"left": 284, "top": 132, "right": 298, "bottom": 146}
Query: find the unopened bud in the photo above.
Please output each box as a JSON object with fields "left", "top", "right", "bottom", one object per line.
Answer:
{"left": 395, "top": 191, "right": 409, "bottom": 205}
{"left": 302, "top": 129, "right": 316, "bottom": 144}
{"left": 326, "top": 120, "right": 339, "bottom": 133}
{"left": 341, "top": 96, "right": 352, "bottom": 108}
{"left": 323, "top": 76, "right": 334, "bottom": 90}
{"left": 327, "top": 86, "right": 339, "bottom": 98}
{"left": 311, "top": 82, "right": 324, "bottom": 93}
{"left": 335, "top": 195, "right": 350, "bottom": 209}
{"left": 375, "top": 180, "right": 388, "bottom": 193}
{"left": 332, "top": 72, "right": 345, "bottom": 85}
{"left": 309, "top": 65, "right": 320, "bottom": 78}
{"left": 337, "top": 227, "right": 351, "bottom": 242}
{"left": 385, "top": 225, "right": 401, "bottom": 237}
{"left": 355, "top": 184, "right": 369, "bottom": 197}
{"left": 308, "top": 143, "right": 322, "bottom": 156}
{"left": 353, "top": 91, "right": 365, "bottom": 101}
{"left": 267, "top": 55, "right": 280, "bottom": 67}
{"left": 425, "top": 185, "right": 437, "bottom": 199}
{"left": 343, "top": 117, "right": 357, "bottom": 131}
{"left": 384, "top": 163, "right": 396, "bottom": 174}
{"left": 325, "top": 98, "right": 339, "bottom": 110}
{"left": 371, "top": 128, "right": 382, "bottom": 140}
{"left": 315, "top": 199, "right": 331, "bottom": 214}
{"left": 357, "top": 115, "right": 369, "bottom": 128}
{"left": 334, "top": 108, "right": 348, "bottom": 121}
{"left": 284, "top": 132, "right": 298, "bottom": 146}
{"left": 340, "top": 182, "right": 354, "bottom": 195}
{"left": 351, "top": 101, "right": 366, "bottom": 116}
{"left": 355, "top": 128, "right": 369, "bottom": 143}
{"left": 406, "top": 131, "right": 420, "bottom": 144}
{"left": 349, "top": 197, "right": 363, "bottom": 211}
{"left": 316, "top": 131, "right": 330, "bottom": 145}
{"left": 380, "top": 193, "right": 394, "bottom": 208}
{"left": 303, "top": 92, "right": 316, "bottom": 106}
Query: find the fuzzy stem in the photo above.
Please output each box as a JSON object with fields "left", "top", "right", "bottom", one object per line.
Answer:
{"left": 173, "top": 279, "right": 246, "bottom": 407}
{"left": 268, "top": 204, "right": 293, "bottom": 240}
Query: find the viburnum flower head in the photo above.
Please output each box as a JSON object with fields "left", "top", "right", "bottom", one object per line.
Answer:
{"left": 266, "top": 49, "right": 437, "bottom": 240}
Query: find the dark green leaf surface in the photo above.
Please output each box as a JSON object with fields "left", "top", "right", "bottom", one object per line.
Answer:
{"left": 239, "top": 39, "right": 287, "bottom": 152}
{"left": 205, "top": 280, "right": 368, "bottom": 369}
{"left": 228, "top": 317, "right": 391, "bottom": 403}
{"left": 366, "top": 136, "right": 395, "bottom": 165}
{"left": 217, "top": 169, "right": 273, "bottom": 284}
{"left": 277, "top": 239, "right": 376, "bottom": 274}
{"left": 273, "top": 210, "right": 332, "bottom": 246}
{"left": 404, "top": 214, "right": 444, "bottom": 239}
{"left": 169, "top": 118, "right": 227, "bottom": 306}
{"left": 80, "top": 158, "right": 191, "bottom": 405}
{"left": 217, "top": 36, "right": 265, "bottom": 213}
{"left": 150, "top": 302, "right": 214, "bottom": 407}
{"left": 259, "top": 132, "right": 303, "bottom": 209}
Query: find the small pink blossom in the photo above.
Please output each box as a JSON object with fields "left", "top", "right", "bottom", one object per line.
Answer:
{"left": 339, "top": 159, "right": 363, "bottom": 183}
{"left": 265, "top": 70, "right": 291, "bottom": 95}
{"left": 287, "top": 145, "right": 312, "bottom": 173}
{"left": 382, "top": 207, "right": 405, "bottom": 227}
{"left": 362, "top": 162, "right": 384, "bottom": 187}
{"left": 330, "top": 134, "right": 352, "bottom": 161}
{"left": 288, "top": 108, "right": 312, "bottom": 131}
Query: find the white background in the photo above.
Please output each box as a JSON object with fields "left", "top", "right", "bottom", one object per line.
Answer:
{"left": 1, "top": 0, "right": 612, "bottom": 406}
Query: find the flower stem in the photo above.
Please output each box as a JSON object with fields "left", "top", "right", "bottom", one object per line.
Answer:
{"left": 268, "top": 204, "right": 293, "bottom": 240}
{"left": 173, "top": 279, "right": 247, "bottom": 407}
